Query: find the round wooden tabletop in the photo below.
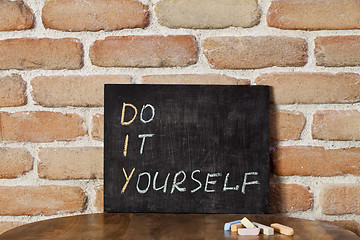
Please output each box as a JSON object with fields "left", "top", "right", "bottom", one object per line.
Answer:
{"left": 0, "top": 213, "right": 358, "bottom": 240}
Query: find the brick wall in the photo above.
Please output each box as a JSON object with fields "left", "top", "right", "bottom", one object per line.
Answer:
{"left": 0, "top": 0, "right": 359, "bottom": 235}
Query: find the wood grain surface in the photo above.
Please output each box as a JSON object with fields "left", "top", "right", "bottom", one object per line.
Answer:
{"left": 0, "top": 213, "right": 358, "bottom": 240}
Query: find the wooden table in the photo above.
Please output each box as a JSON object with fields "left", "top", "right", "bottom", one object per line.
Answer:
{"left": 0, "top": 213, "right": 358, "bottom": 240}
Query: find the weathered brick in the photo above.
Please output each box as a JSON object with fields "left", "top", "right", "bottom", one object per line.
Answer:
{"left": 32, "top": 75, "right": 131, "bottom": 107}
{"left": 90, "top": 35, "right": 197, "bottom": 68}
{"left": 94, "top": 185, "right": 103, "bottom": 212}
{"left": 270, "top": 184, "right": 313, "bottom": 213}
{"left": 0, "top": 222, "right": 25, "bottom": 235}
{"left": 91, "top": 114, "right": 104, "bottom": 141}
{"left": 256, "top": 72, "right": 360, "bottom": 104}
{"left": 272, "top": 146, "right": 360, "bottom": 176}
{"left": 270, "top": 110, "right": 305, "bottom": 141}
{"left": 267, "top": 0, "right": 360, "bottom": 30}
{"left": 155, "top": 0, "right": 260, "bottom": 29}
{"left": 203, "top": 36, "right": 307, "bottom": 69}
{"left": 0, "top": 111, "right": 86, "bottom": 142}
{"left": 141, "top": 74, "right": 249, "bottom": 85}
{"left": 0, "top": 148, "right": 33, "bottom": 179}
{"left": 312, "top": 110, "right": 360, "bottom": 141}
{"left": 319, "top": 220, "right": 359, "bottom": 236}
{"left": 315, "top": 36, "right": 360, "bottom": 67}
{"left": 38, "top": 147, "right": 103, "bottom": 180}
{"left": 0, "top": 185, "right": 87, "bottom": 216}
{"left": 0, "top": 38, "right": 83, "bottom": 70}
{"left": 321, "top": 184, "right": 360, "bottom": 215}
{"left": 42, "top": 0, "right": 149, "bottom": 31}
{"left": 0, "top": 0, "right": 34, "bottom": 31}
{"left": 0, "top": 75, "right": 27, "bottom": 107}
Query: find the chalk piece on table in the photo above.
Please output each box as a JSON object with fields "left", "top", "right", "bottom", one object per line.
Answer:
{"left": 271, "top": 223, "right": 294, "bottom": 236}
{"left": 238, "top": 228, "right": 260, "bottom": 236}
{"left": 241, "top": 217, "right": 256, "bottom": 228}
{"left": 231, "top": 223, "right": 243, "bottom": 232}
{"left": 253, "top": 222, "right": 274, "bottom": 235}
{"left": 224, "top": 220, "right": 241, "bottom": 231}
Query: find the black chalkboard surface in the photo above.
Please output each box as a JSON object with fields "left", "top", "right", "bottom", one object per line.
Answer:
{"left": 104, "top": 84, "right": 269, "bottom": 214}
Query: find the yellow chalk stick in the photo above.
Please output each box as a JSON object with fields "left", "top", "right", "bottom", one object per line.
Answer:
{"left": 271, "top": 223, "right": 294, "bottom": 236}
{"left": 253, "top": 222, "right": 274, "bottom": 235}
{"left": 241, "top": 217, "right": 256, "bottom": 228}
{"left": 238, "top": 228, "right": 260, "bottom": 235}
{"left": 230, "top": 223, "right": 243, "bottom": 232}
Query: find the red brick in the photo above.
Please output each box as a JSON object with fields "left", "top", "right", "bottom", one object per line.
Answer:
{"left": 320, "top": 184, "right": 360, "bottom": 215}
{"left": 0, "top": 185, "right": 87, "bottom": 216}
{"left": 0, "top": 222, "right": 25, "bottom": 235}
{"left": 270, "top": 184, "right": 313, "bottom": 213}
{"left": 315, "top": 36, "right": 360, "bottom": 67}
{"left": 32, "top": 75, "right": 131, "bottom": 107}
{"left": 255, "top": 72, "right": 360, "bottom": 104}
{"left": 91, "top": 114, "right": 104, "bottom": 141}
{"left": 312, "top": 110, "right": 360, "bottom": 141}
{"left": 0, "top": 0, "right": 34, "bottom": 31}
{"left": 38, "top": 147, "right": 103, "bottom": 180}
{"left": 320, "top": 220, "right": 359, "bottom": 236}
{"left": 0, "top": 111, "right": 86, "bottom": 142}
{"left": 0, "top": 148, "right": 33, "bottom": 179}
{"left": 270, "top": 110, "right": 305, "bottom": 141}
{"left": 0, "top": 38, "right": 83, "bottom": 70}
{"left": 90, "top": 35, "right": 198, "bottom": 68}
{"left": 155, "top": 0, "right": 260, "bottom": 29}
{"left": 42, "top": 0, "right": 149, "bottom": 31}
{"left": 272, "top": 146, "right": 360, "bottom": 176}
{"left": 203, "top": 36, "right": 307, "bottom": 69}
{"left": 0, "top": 75, "right": 27, "bottom": 107}
{"left": 141, "top": 74, "right": 249, "bottom": 85}
{"left": 94, "top": 185, "right": 103, "bottom": 212}
{"left": 267, "top": 0, "right": 360, "bottom": 30}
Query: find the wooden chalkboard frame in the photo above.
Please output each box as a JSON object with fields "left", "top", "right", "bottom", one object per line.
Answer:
{"left": 104, "top": 84, "right": 269, "bottom": 214}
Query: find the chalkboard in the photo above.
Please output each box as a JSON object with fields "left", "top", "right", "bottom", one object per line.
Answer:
{"left": 104, "top": 84, "right": 269, "bottom": 214}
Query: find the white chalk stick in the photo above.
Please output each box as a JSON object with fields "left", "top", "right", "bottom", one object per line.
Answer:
{"left": 238, "top": 228, "right": 260, "bottom": 235}
{"left": 241, "top": 217, "right": 256, "bottom": 228}
{"left": 253, "top": 222, "right": 274, "bottom": 235}
{"left": 271, "top": 223, "right": 294, "bottom": 236}
{"left": 224, "top": 220, "right": 241, "bottom": 231}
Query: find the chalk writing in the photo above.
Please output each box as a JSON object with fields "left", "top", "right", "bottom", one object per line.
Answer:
{"left": 138, "top": 134, "right": 154, "bottom": 155}
{"left": 121, "top": 103, "right": 137, "bottom": 125}
{"left": 191, "top": 170, "right": 202, "bottom": 193}
{"left": 242, "top": 172, "right": 260, "bottom": 194}
{"left": 136, "top": 172, "right": 151, "bottom": 194}
{"left": 123, "top": 134, "right": 129, "bottom": 157}
{"left": 122, "top": 169, "right": 260, "bottom": 194}
{"left": 121, "top": 168, "right": 135, "bottom": 193}
{"left": 205, "top": 173, "right": 222, "bottom": 193}
{"left": 153, "top": 172, "right": 170, "bottom": 193}
{"left": 140, "top": 104, "right": 155, "bottom": 123}
{"left": 171, "top": 170, "right": 187, "bottom": 194}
